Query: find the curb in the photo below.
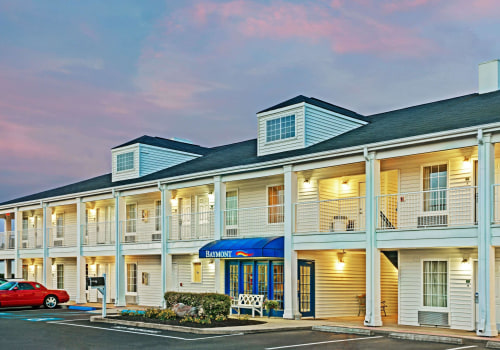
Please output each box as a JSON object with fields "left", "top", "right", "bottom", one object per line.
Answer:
{"left": 90, "top": 316, "right": 312, "bottom": 335}
{"left": 312, "top": 325, "right": 374, "bottom": 336}
{"left": 388, "top": 332, "right": 462, "bottom": 345}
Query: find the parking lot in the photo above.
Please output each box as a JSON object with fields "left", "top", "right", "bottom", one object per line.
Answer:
{"left": 0, "top": 308, "right": 489, "bottom": 349}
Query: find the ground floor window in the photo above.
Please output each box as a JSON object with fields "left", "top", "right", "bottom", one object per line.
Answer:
{"left": 127, "top": 263, "right": 137, "bottom": 293}
{"left": 225, "top": 260, "right": 284, "bottom": 310}
{"left": 56, "top": 264, "right": 64, "bottom": 289}
{"left": 423, "top": 260, "right": 447, "bottom": 307}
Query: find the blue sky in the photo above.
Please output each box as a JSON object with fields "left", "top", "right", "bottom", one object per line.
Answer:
{"left": 0, "top": 0, "right": 500, "bottom": 219}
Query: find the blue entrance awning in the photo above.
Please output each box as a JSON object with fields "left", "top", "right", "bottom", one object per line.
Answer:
{"left": 199, "top": 236, "right": 284, "bottom": 259}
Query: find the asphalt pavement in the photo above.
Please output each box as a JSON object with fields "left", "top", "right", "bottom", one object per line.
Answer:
{"left": 0, "top": 308, "right": 490, "bottom": 349}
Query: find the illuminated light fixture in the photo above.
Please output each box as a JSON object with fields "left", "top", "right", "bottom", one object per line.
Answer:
{"left": 52, "top": 213, "right": 57, "bottom": 224}
{"left": 303, "top": 179, "right": 311, "bottom": 188}
{"left": 170, "top": 198, "right": 178, "bottom": 207}
{"left": 337, "top": 249, "right": 346, "bottom": 263}
{"left": 208, "top": 259, "right": 215, "bottom": 265}
{"left": 52, "top": 258, "right": 57, "bottom": 266}
{"left": 208, "top": 192, "right": 215, "bottom": 207}
{"left": 462, "top": 257, "right": 469, "bottom": 264}
{"left": 89, "top": 208, "right": 97, "bottom": 216}
{"left": 341, "top": 180, "right": 349, "bottom": 192}
{"left": 463, "top": 156, "right": 472, "bottom": 171}
{"left": 89, "top": 257, "right": 96, "bottom": 266}
{"left": 30, "top": 258, "right": 35, "bottom": 266}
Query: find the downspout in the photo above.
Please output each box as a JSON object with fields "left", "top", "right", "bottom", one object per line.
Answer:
{"left": 363, "top": 147, "right": 369, "bottom": 161}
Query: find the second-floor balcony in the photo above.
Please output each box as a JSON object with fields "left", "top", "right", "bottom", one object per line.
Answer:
{"left": 83, "top": 221, "right": 115, "bottom": 246}
{"left": 0, "top": 231, "right": 15, "bottom": 250}
{"left": 19, "top": 228, "right": 43, "bottom": 249}
{"left": 294, "top": 197, "right": 366, "bottom": 234}
{"left": 377, "top": 186, "right": 477, "bottom": 230}
{"left": 169, "top": 211, "right": 214, "bottom": 240}
{"left": 120, "top": 217, "right": 163, "bottom": 244}
{"left": 48, "top": 225, "right": 78, "bottom": 248}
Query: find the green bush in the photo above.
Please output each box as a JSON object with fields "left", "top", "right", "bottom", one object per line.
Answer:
{"left": 164, "top": 292, "right": 231, "bottom": 319}
{"left": 157, "top": 309, "right": 176, "bottom": 321}
{"left": 144, "top": 308, "right": 161, "bottom": 319}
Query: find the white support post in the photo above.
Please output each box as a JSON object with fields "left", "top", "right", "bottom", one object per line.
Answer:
{"left": 364, "top": 151, "right": 382, "bottom": 327}
{"left": 76, "top": 199, "right": 86, "bottom": 303}
{"left": 160, "top": 185, "right": 171, "bottom": 307}
{"left": 42, "top": 204, "right": 49, "bottom": 286}
{"left": 283, "top": 165, "right": 299, "bottom": 319}
{"left": 15, "top": 208, "right": 23, "bottom": 278}
{"left": 165, "top": 253, "right": 173, "bottom": 292}
{"left": 476, "top": 132, "right": 497, "bottom": 337}
{"left": 5, "top": 217, "right": 13, "bottom": 278}
{"left": 114, "top": 192, "right": 126, "bottom": 306}
{"left": 213, "top": 176, "right": 226, "bottom": 293}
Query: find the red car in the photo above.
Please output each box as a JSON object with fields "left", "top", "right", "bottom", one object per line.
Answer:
{"left": 0, "top": 281, "right": 70, "bottom": 309}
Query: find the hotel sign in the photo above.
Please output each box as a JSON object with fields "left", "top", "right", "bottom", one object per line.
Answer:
{"left": 200, "top": 250, "right": 255, "bottom": 259}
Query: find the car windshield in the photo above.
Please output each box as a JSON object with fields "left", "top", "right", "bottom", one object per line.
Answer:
{"left": 0, "top": 282, "right": 16, "bottom": 290}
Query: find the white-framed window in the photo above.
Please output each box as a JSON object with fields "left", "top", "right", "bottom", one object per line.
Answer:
{"left": 192, "top": 261, "right": 202, "bottom": 283}
{"left": 422, "top": 260, "right": 448, "bottom": 308}
{"left": 127, "top": 263, "right": 137, "bottom": 293}
{"left": 225, "top": 190, "right": 238, "bottom": 227}
{"left": 56, "top": 264, "right": 64, "bottom": 289}
{"left": 267, "top": 185, "right": 284, "bottom": 224}
{"left": 155, "top": 200, "right": 161, "bottom": 232}
{"left": 266, "top": 115, "right": 296, "bottom": 142}
{"left": 422, "top": 163, "right": 448, "bottom": 211}
{"left": 117, "top": 152, "right": 134, "bottom": 172}
{"left": 56, "top": 213, "right": 64, "bottom": 238}
{"left": 126, "top": 203, "right": 137, "bottom": 233}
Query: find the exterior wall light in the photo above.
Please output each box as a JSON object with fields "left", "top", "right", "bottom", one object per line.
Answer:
{"left": 208, "top": 192, "right": 215, "bottom": 207}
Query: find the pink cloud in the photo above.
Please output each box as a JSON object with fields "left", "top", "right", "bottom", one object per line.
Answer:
{"left": 383, "top": 0, "right": 433, "bottom": 13}
{"left": 440, "top": 0, "right": 500, "bottom": 20}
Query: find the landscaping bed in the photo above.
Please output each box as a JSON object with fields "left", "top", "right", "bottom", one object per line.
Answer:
{"left": 114, "top": 314, "right": 266, "bottom": 328}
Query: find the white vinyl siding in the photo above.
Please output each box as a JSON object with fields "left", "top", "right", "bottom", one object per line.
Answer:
{"left": 124, "top": 256, "right": 162, "bottom": 307}
{"left": 305, "top": 105, "right": 365, "bottom": 147}
{"left": 171, "top": 255, "right": 215, "bottom": 292}
{"left": 112, "top": 145, "right": 140, "bottom": 182}
{"left": 399, "top": 249, "right": 474, "bottom": 330}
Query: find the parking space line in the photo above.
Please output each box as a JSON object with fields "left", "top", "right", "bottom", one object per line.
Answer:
{"left": 265, "top": 335, "right": 384, "bottom": 349}
{"left": 49, "top": 320, "right": 244, "bottom": 341}
{"left": 445, "top": 346, "right": 477, "bottom": 350}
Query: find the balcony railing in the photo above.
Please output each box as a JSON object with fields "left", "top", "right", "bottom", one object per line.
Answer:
{"left": 377, "top": 186, "right": 477, "bottom": 230}
{"left": 294, "top": 197, "right": 366, "bottom": 233}
{"left": 19, "top": 228, "right": 43, "bottom": 249}
{"left": 0, "top": 231, "right": 15, "bottom": 250}
{"left": 222, "top": 205, "right": 284, "bottom": 238}
{"left": 120, "top": 217, "right": 163, "bottom": 243}
{"left": 82, "top": 221, "right": 115, "bottom": 246}
{"left": 169, "top": 211, "right": 214, "bottom": 240}
{"left": 48, "top": 225, "right": 78, "bottom": 247}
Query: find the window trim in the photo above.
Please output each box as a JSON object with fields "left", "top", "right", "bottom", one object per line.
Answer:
{"left": 126, "top": 262, "right": 138, "bottom": 295}
{"left": 420, "top": 161, "right": 449, "bottom": 214}
{"left": 56, "top": 264, "right": 64, "bottom": 289}
{"left": 116, "top": 151, "right": 135, "bottom": 173}
{"left": 265, "top": 114, "right": 297, "bottom": 144}
{"left": 125, "top": 202, "right": 138, "bottom": 235}
{"left": 192, "top": 261, "right": 202, "bottom": 284}
{"left": 420, "top": 258, "right": 450, "bottom": 311}
{"left": 225, "top": 189, "right": 239, "bottom": 229}
{"left": 154, "top": 200, "right": 162, "bottom": 232}
{"left": 266, "top": 184, "right": 285, "bottom": 225}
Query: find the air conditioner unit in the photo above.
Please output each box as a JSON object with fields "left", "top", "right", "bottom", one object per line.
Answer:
{"left": 22, "top": 241, "right": 28, "bottom": 249}
{"left": 53, "top": 239, "right": 64, "bottom": 247}
{"left": 152, "top": 233, "right": 161, "bottom": 241}
{"left": 418, "top": 310, "right": 449, "bottom": 327}
{"left": 124, "top": 235, "right": 136, "bottom": 243}
{"left": 417, "top": 215, "right": 448, "bottom": 228}
{"left": 226, "top": 228, "right": 238, "bottom": 237}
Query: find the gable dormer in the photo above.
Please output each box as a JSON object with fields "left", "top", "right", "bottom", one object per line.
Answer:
{"left": 257, "top": 95, "right": 368, "bottom": 156}
{"left": 111, "top": 136, "right": 210, "bottom": 182}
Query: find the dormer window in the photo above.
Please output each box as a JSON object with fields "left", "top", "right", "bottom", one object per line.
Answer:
{"left": 117, "top": 152, "right": 134, "bottom": 172}
{"left": 266, "top": 115, "right": 295, "bottom": 142}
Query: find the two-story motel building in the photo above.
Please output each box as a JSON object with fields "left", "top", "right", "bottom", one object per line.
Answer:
{"left": 2, "top": 60, "right": 500, "bottom": 336}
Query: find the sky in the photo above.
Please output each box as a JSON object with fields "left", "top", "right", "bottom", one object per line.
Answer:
{"left": 0, "top": 0, "right": 500, "bottom": 227}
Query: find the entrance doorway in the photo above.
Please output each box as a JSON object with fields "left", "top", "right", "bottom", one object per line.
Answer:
{"left": 298, "top": 260, "right": 315, "bottom": 317}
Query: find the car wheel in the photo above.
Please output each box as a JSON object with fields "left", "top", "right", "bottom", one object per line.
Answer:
{"left": 44, "top": 295, "right": 58, "bottom": 309}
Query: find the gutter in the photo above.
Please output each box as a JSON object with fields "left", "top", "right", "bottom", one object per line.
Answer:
{"left": 2, "top": 121, "right": 500, "bottom": 210}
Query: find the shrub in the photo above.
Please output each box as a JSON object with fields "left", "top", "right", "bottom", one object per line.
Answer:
{"left": 180, "top": 316, "right": 211, "bottom": 325}
{"left": 157, "top": 309, "right": 176, "bottom": 321}
{"left": 164, "top": 292, "right": 231, "bottom": 319}
{"left": 144, "top": 308, "right": 161, "bottom": 319}
{"left": 264, "top": 300, "right": 279, "bottom": 311}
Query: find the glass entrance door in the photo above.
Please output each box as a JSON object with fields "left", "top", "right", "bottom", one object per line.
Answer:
{"left": 298, "top": 260, "right": 315, "bottom": 317}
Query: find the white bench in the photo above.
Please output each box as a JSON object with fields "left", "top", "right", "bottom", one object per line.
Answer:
{"left": 231, "top": 294, "right": 264, "bottom": 317}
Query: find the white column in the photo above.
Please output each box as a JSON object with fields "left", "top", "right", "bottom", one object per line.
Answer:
{"left": 165, "top": 253, "right": 173, "bottom": 292}
{"left": 160, "top": 185, "right": 171, "bottom": 306}
{"left": 15, "top": 208, "right": 23, "bottom": 278}
{"left": 115, "top": 192, "right": 126, "bottom": 306}
{"left": 476, "top": 132, "right": 497, "bottom": 336}
{"left": 4, "top": 217, "right": 13, "bottom": 278}
{"left": 283, "top": 165, "right": 299, "bottom": 319}
{"left": 42, "top": 204, "right": 49, "bottom": 285}
{"left": 76, "top": 199, "right": 86, "bottom": 303}
{"left": 364, "top": 151, "right": 382, "bottom": 327}
{"left": 213, "top": 176, "right": 226, "bottom": 293}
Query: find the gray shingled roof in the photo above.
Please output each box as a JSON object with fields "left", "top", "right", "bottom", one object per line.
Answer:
{"left": 112, "top": 135, "right": 212, "bottom": 155}
{"left": 258, "top": 95, "right": 369, "bottom": 122}
{"left": 2, "top": 90, "right": 500, "bottom": 206}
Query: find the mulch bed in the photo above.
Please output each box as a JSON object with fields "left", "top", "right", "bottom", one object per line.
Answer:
{"left": 114, "top": 315, "right": 266, "bottom": 328}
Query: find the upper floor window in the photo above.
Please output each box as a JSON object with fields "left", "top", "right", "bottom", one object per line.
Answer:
{"left": 423, "top": 164, "right": 447, "bottom": 211}
{"left": 266, "top": 115, "right": 295, "bottom": 142}
{"left": 117, "top": 152, "right": 134, "bottom": 172}
{"left": 268, "top": 185, "right": 284, "bottom": 224}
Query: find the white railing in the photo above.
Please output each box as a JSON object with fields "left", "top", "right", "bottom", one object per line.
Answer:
{"left": 82, "top": 221, "right": 115, "bottom": 246}
{"left": 120, "top": 216, "right": 163, "bottom": 243}
{"left": 169, "top": 212, "right": 214, "bottom": 240}
{"left": 0, "top": 231, "right": 15, "bottom": 250}
{"left": 222, "top": 205, "right": 284, "bottom": 238}
{"left": 48, "top": 225, "right": 78, "bottom": 247}
{"left": 377, "top": 186, "right": 477, "bottom": 230}
{"left": 18, "top": 228, "right": 43, "bottom": 249}
{"left": 294, "top": 197, "right": 366, "bottom": 233}
{"left": 494, "top": 184, "right": 500, "bottom": 224}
